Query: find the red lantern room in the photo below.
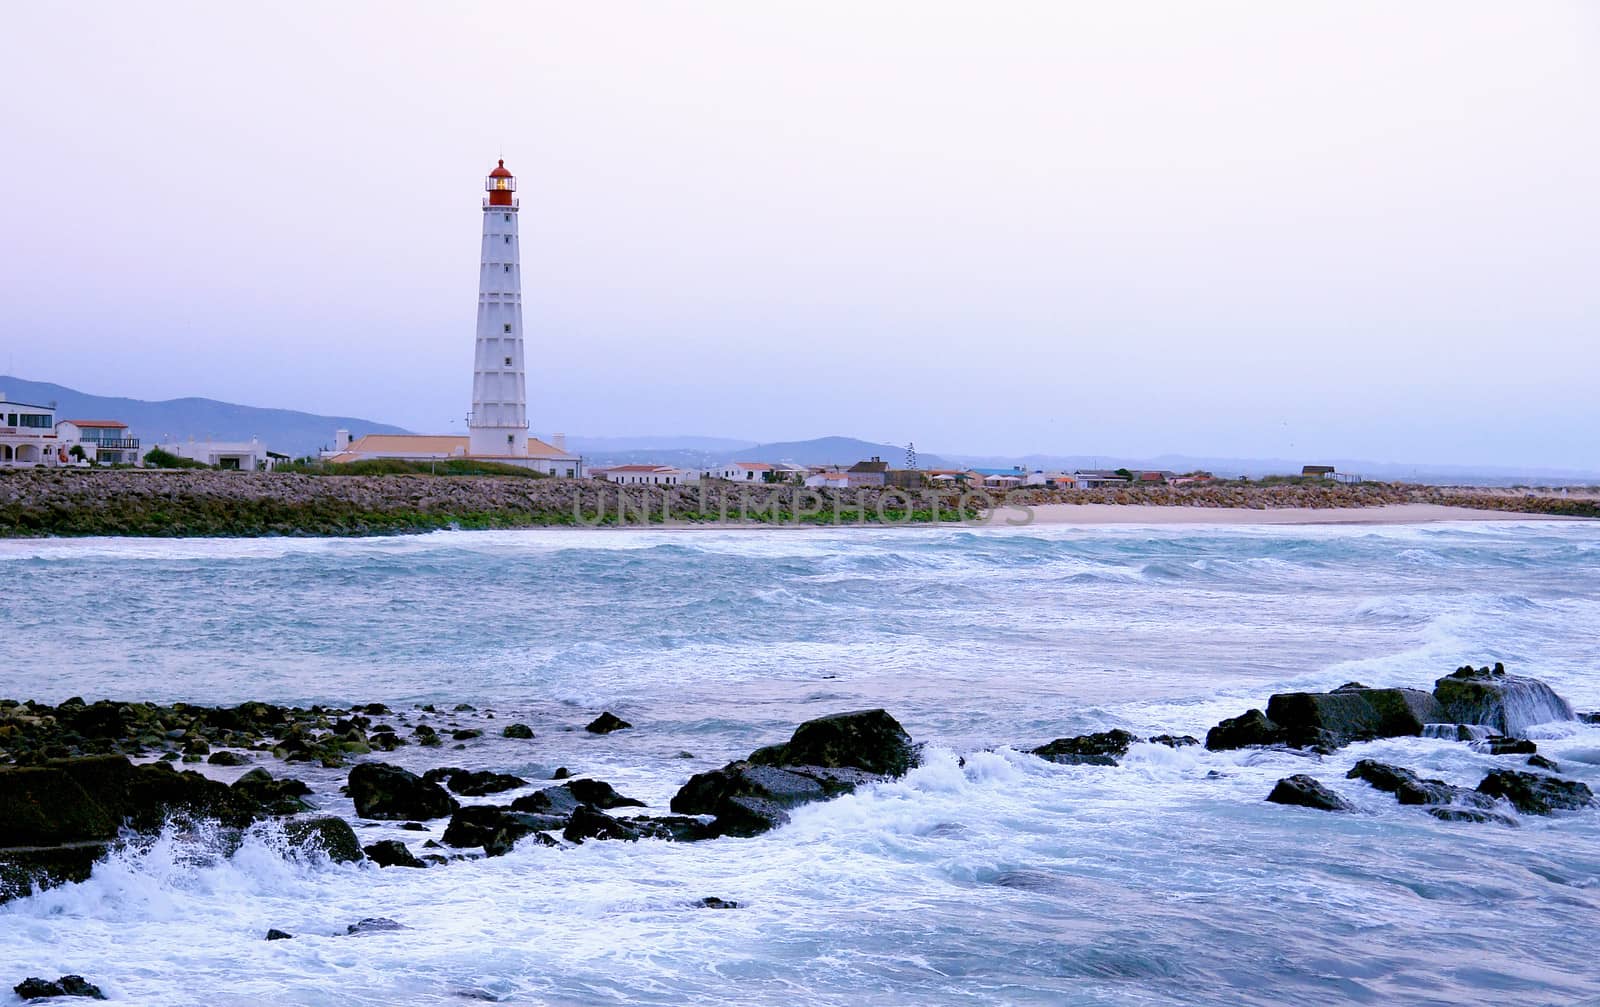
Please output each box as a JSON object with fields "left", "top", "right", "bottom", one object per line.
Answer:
{"left": 486, "top": 159, "right": 515, "bottom": 206}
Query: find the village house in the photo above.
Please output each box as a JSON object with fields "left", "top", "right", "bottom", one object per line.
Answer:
{"left": 592, "top": 464, "right": 695, "bottom": 486}
{"left": 0, "top": 396, "right": 61, "bottom": 467}
{"left": 56, "top": 420, "right": 141, "bottom": 466}
{"left": 846, "top": 457, "right": 889, "bottom": 488}
{"left": 148, "top": 437, "right": 286, "bottom": 471}
{"left": 1073, "top": 470, "right": 1131, "bottom": 489}
{"left": 714, "top": 462, "right": 775, "bottom": 482}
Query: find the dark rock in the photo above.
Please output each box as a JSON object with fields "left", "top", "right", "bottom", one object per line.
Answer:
{"left": 502, "top": 723, "right": 534, "bottom": 739}
{"left": 1481, "top": 737, "right": 1537, "bottom": 756}
{"left": 1579, "top": 712, "right": 1600, "bottom": 725}
{"left": 284, "top": 817, "right": 364, "bottom": 863}
{"left": 1528, "top": 755, "right": 1560, "bottom": 771}
{"left": 265, "top": 929, "right": 294, "bottom": 940}
{"left": 363, "top": 839, "right": 425, "bottom": 868}
{"left": 670, "top": 761, "right": 869, "bottom": 837}
{"left": 450, "top": 729, "right": 482, "bottom": 741}
{"left": 435, "top": 769, "right": 527, "bottom": 797}
{"left": 697, "top": 897, "right": 740, "bottom": 909}
{"left": 347, "top": 917, "right": 406, "bottom": 936}
{"left": 347, "top": 762, "right": 458, "bottom": 820}
{"left": 1031, "top": 729, "right": 1136, "bottom": 766}
{"left": 362, "top": 703, "right": 391, "bottom": 716}
{"left": 442, "top": 805, "right": 564, "bottom": 856}
{"left": 562, "top": 805, "right": 639, "bottom": 843}
{"left": 1264, "top": 687, "right": 1445, "bottom": 749}
{"left": 1266, "top": 775, "right": 1355, "bottom": 812}
{"left": 0, "top": 845, "right": 105, "bottom": 904}
{"left": 0, "top": 767, "right": 118, "bottom": 847}
{"left": 1332, "top": 682, "right": 1371, "bottom": 692}
{"left": 231, "top": 769, "right": 312, "bottom": 815}
{"left": 585, "top": 712, "right": 632, "bottom": 734}
{"left": 1346, "top": 760, "right": 1421, "bottom": 794}
{"left": 551, "top": 767, "right": 570, "bottom": 780}
{"left": 746, "top": 709, "right": 917, "bottom": 776}
{"left": 1394, "top": 778, "right": 1498, "bottom": 810}
{"left": 369, "top": 732, "right": 405, "bottom": 751}
{"left": 453, "top": 704, "right": 476, "bottom": 713}
{"left": 1428, "top": 807, "right": 1520, "bottom": 827}
{"left": 1148, "top": 734, "right": 1200, "bottom": 748}
{"left": 13, "top": 976, "right": 105, "bottom": 1000}
{"left": 620, "top": 815, "right": 713, "bottom": 842}
{"left": 1477, "top": 770, "right": 1594, "bottom": 815}
{"left": 1434, "top": 664, "right": 1574, "bottom": 736}
{"left": 400, "top": 821, "right": 427, "bottom": 831}
{"left": 206, "top": 750, "right": 250, "bottom": 766}
{"left": 510, "top": 778, "right": 642, "bottom": 816}
{"left": 1205, "top": 709, "right": 1285, "bottom": 751}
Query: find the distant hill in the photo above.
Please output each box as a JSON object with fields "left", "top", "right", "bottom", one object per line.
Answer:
{"left": 943, "top": 452, "right": 1600, "bottom": 486}
{"left": 738, "top": 436, "right": 947, "bottom": 468}
{"left": 0, "top": 377, "right": 410, "bottom": 458}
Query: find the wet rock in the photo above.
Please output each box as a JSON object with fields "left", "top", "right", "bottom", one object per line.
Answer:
{"left": 12, "top": 976, "right": 105, "bottom": 1000}
{"left": 1434, "top": 664, "right": 1574, "bottom": 736}
{"left": 1031, "top": 729, "right": 1136, "bottom": 766}
{"left": 432, "top": 769, "right": 527, "bottom": 797}
{"left": 231, "top": 768, "right": 312, "bottom": 815}
{"left": 1205, "top": 709, "right": 1285, "bottom": 751}
{"left": 1579, "top": 712, "right": 1600, "bottom": 725}
{"left": 585, "top": 712, "right": 632, "bottom": 734}
{"left": 746, "top": 709, "right": 917, "bottom": 777}
{"left": 1481, "top": 737, "right": 1537, "bottom": 756}
{"left": 453, "top": 704, "right": 477, "bottom": 713}
{"left": 670, "top": 761, "right": 868, "bottom": 838}
{"left": 265, "top": 929, "right": 293, "bottom": 940}
{"left": 206, "top": 750, "right": 250, "bottom": 766}
{"left": 347, "top": 762, "right": 458, "bottom": 821}
{"left": 0, "top": 845, "right": 105, "bottom": 904}
{"left": 1266, "top": 775, "right": 1354, "bottom": 812}
{"left": 620, "top": 815, "right": 713, "bottom": 842}
{"left": 502, "top": 723, "right": 534, "bottom": 739}
{"left": 1477, "top": 769, "right": 1594, "bottom": 814}
{"left": 550, "top": 767, "right": 571, "bottom": 780}
{"left": 442, "top": 805, "right": 564, "bottom": 856}
{"left": 1264, "top": 687, "right": 1445, "bottom": 750}
{"left": 510, "top": 779, "right": 642, "bottom": 815}
{"left": 1346, "top": 760, "right": 1420, "bottom": 794}
{"left": 0, "top": 766, "right": 118, "bottom": 847}
{"left": 369, "top": 732, "right": 405, "bottom": 751}
{"left": 1528, "top": 754, "right": 1560, "bottom": 772}
{"left": 1394, "top": 778, "right": 1499, "bottom": 810}
{"left": 363, "top": 839, "right": 425, "bottom": 868}
{"left": 285, "top": 817, "right": 364, "bottom": 864}
{"left": 696, "top": 897, "right": 740, "bottom": 909}
{"left": 1428, "top": 807, "right": 1520, "bottom": 827}
{"left": 347, "top": 917, "right": 406, "bottom": 936}
{"left": 562, "top": 805, "right": 639, "bottom": 843}
{"left": 1148, "top": 735, "right": 1200, "bottom": 748}
{"left": 450, "top": 729, "right": 482, "bottom": 741}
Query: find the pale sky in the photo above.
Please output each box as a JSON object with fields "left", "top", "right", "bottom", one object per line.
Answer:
{"left": 2, "top": 2, "right": 1596, "bottom": 468}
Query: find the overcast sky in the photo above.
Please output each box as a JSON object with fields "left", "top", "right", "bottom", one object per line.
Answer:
{"left": 2, "top": 2, "right": 1595, "bottom": 467}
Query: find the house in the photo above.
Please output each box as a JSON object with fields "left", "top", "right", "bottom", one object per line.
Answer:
{"left": 148, "top": 437, "right": 283, "bottom": 471}
{"left": 983, "top": 473, "right": 1023, "bottom": 489}
{"left": 1129, "top": 470, "right": 1178, "bottom": 486}
{"left": 846, "top": 457, "right": 890, "bottom": 488}
{"left": 327, "top": 432, "right": 582, "bottom": 477}
{"left": 1073, "top": 470, "right": 1131, "bottom": 489}
{"left": 715, "top": 462, "right": 775, "bottom": 482}
{"left": 1302, "top": 465, "right": 1337, "bottom": 479}
{"left": 56, "top": 420, "right": 141, "bottom": 466}
{"left": 592, "top": 464, "right": 694, "bottom": 486}
{"left": 1168, "top": 472, "right": 1214, "bottom": 486}
{"left": 0, "top": 396, "right": 62, "bottom": 467}
{"left": 1023, "top": 470, "right": 1077, "bottom": 488}
{"left": 804, "top": 471, "right": 851, "bottom": 489}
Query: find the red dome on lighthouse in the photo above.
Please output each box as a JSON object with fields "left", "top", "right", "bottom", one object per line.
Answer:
{"left": 486, "top": 159, "right": 516, "bottom": 206}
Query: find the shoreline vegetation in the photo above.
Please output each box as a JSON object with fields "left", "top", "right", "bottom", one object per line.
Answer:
{"left": 0, "top": 469, "right": 1595, "bottom": 538}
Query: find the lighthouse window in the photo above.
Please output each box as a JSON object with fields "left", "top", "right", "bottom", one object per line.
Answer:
{"left": 504, "top": 265, "right": 511, "bottom": 273}
{"left": 503, "top": 323, "right": 512, "bottom": 333}
{"left": 504, "top": 235, "right": 511, "bottom": 244}
{"left": 504, "top": 214, "right": 511, "bottom": 222}
{"left": 504, "top": 356, "right": 513, "bottom": 366}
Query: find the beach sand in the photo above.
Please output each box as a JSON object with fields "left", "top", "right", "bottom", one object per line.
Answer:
{"left": 981, "top": 503, "right": 1575, "bottom": 527}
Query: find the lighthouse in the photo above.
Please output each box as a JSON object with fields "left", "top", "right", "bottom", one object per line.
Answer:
{"left": 468, "top": 159, "right": 531, "bottom": 457}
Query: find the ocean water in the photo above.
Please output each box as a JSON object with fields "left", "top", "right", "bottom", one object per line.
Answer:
{"left": 3, "top": 521, "right": 1599, "bottom": 1006}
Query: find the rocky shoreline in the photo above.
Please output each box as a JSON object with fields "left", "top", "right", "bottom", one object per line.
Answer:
{"left": 1, "top": 469, "right": 1595, "bottom": 538}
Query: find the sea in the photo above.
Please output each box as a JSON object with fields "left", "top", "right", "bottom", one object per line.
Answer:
{"left": 2, "top": 520, "right": 1599, "bottom": 1006}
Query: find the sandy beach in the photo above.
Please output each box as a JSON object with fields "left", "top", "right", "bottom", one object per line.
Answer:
{"left": 987, "top": 503, "right": 1578, "bottom": 527}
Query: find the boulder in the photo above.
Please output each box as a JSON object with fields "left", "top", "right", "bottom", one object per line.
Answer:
{"left": 363, "top": 839, "right": 425, "bottom": 868}
{"left": 284, "top": 817, "right": 363, "bottom": 863}
{"left": 206, "top": 751, "right": 250, "bottom": 766}
{"left": 1263, "top": 687, "right": 1445, "bottom": 750}
{"left": 441, "top": 805, "right": 564, "bottom": 856}
{"left": 1205, "top": 709, "right": 1285, "bottom": 751}
{"left": 747, "top": 709, "right": 917, "bottom": 777}
{"left": 1148, "top": 735, "right": 1200, "bottom": 748}
{"left": 1031, "top": 729, "right": 1137, "bottom": 766}
{"left": 562, "top": 805, "right": 638, "bottom": 843}
{"left": 1433, "top": 664, "right": 1574, "bottom": 736}
{"left": 265, "top": 929, "right": 293, "bottom": 941}
{"left": 231, "top": 769, "right": 312, "bottom": 815}
{"left": 1476, "top": 770, "right": 1594, "bottom": 815}
{"left": 1, "top": 845, "right": 105, "bottom": 905}
{"left": 585, "top": 712, "right": 632, "bottom": 734}
{"left": 1393, "top": 779, "right": 1499, "bottom": 810}
{"left": 697, "top": 897, "right": 740, "bottom": 909}
{"left": 0, "top": 767, "right": 118, "bottom": 847}
{"left": 1528, "top": 755, "right": 1560, "bottom": 772}
{"left": 1346, "top": 760, "right": 1421, "bottom": 794}
{"left": 502, "top": 723, "right": 534, "bottom": 740}
{"left": 619, "top": 815, "right": 713, "bottom": 842}
{"left": 1427, "top": 807, "right": 1520, "bottom": 827}
{"left": 1266, "top": 775, "right": 1354, "bottom": 812}
{"left": 347, "top": 763, "right": 458, "bottom": 821}
{"left": 12, "top": 976, "right": 105, "bottom": 1000}
{"left": 434, "top": 769, "right": 527, "bottom": 797}
{"left": 510, "top": 779, "right": 642, "bottom": 815}
{"left": 347, "top": 917, "right": 405, "bottom": 936}
{"left": 1481, "top": 737, "right": 1537, "bottom": 756}
{"left": 670, "top": 761, "right": 867, "bottom": 838}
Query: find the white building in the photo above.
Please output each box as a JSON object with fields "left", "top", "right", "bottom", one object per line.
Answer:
{"left": 592, "top": 464, "right": 695, "bottom": 486}
{"left": 714, "top": 462, "right": 775, "bottom": 482}
{"left": 148, "top": 437, "right": 283, "bottom": 471}
{"left": 0, "top": 396, "right": 61, "bottom": 467}
{"left": 56, "top": 420, "right": 140, "bottom": 466}
{"left": 803, "top": 471, "right": 850, "bottom": 489}
{"left": 1023, "top": 470, "right": 1077, "bottom": 488}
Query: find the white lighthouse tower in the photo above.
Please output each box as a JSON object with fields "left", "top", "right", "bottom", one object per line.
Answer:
{"left": 468, "top": 159, "right": 531, "bottom": 457}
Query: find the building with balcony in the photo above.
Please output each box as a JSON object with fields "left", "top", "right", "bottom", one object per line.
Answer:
{"left": 0, "top": 395, "right": 62, "bottom": 467}
{"left": 56, "top": 420, "right": 141, "bottom": 465}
